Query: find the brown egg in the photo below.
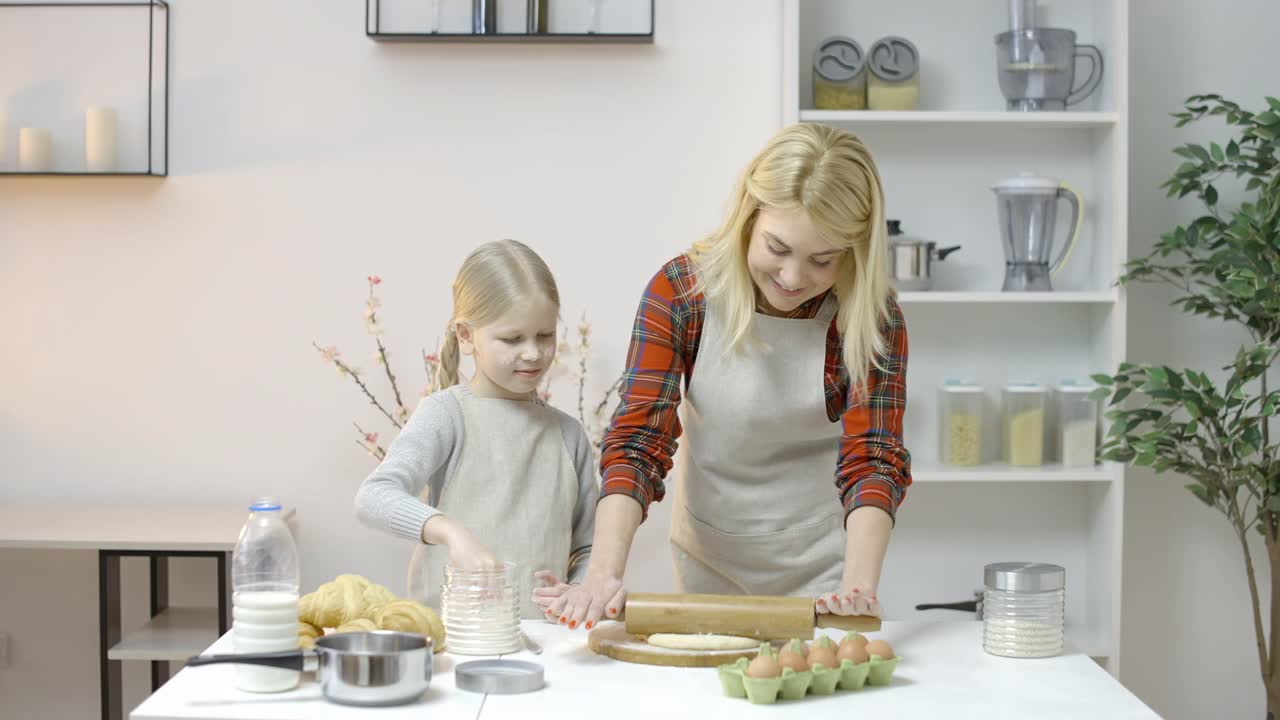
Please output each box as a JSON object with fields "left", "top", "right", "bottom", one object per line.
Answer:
{"left": 837, "top": 632, "right": 870, "bottom": 664}
{"left": 778, "top": 639, "right": 809, "bottom": 672}
{"left": 807, "top": 636, "right": 839, "bottom": 669}
{"left": 866, "top": 639, "right": 895, "bottom": 660}
{"left": 746, "top": 646, "right": 782, "bottom": 679}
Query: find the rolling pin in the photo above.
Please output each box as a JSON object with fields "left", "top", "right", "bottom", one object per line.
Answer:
{"left": 619, "top": 592, "right": 881, "bottom": 640}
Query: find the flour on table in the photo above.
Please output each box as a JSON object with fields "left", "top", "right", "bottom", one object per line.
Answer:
{"left": 645, "top": 633, "right": 759, "bottom": 651}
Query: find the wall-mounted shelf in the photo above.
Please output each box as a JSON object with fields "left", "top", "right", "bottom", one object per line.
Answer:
{"left": 802, "top": 110, "right": 1119, "bottom": 128}
{"left": 0, "top": 0, "right": 169, "bottom": 177}
{"left": 897, "top": 290, "right": 1118, "bottom": 304}
{"left": 914, "top": 464, "right": 1115, "bottom": 483}
{"left": 365, "top": 0, "right": 653, "bottom": 44}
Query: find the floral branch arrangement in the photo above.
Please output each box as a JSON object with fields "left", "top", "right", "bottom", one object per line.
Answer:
{"left": 314, "top": 275, "right": 623, "bottom": 463}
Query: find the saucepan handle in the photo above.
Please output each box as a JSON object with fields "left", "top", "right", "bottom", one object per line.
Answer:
{"left": 185, "top": 649, "right": 312, "bottom": 672}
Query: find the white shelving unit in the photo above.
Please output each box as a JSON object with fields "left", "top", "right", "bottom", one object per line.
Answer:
{"left": 782, "top": 0, "right": 1128, "bottom": 674}
{"left": 897, "top": 290, "right": 1117, "bottom": 304}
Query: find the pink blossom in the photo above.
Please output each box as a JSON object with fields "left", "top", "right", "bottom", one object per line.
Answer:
{"left": 423, "top": 352, "right": 439, "bottom": 364}
{"left": 367, "top": 275, "right": 382, "bottom": 286}
{"left": 364, "top": 431, "right": 378, "bottom": 443}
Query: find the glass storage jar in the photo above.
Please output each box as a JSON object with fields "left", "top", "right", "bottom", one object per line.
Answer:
{"left": 982, "top": 562, "right": 1066, "bottom": 658}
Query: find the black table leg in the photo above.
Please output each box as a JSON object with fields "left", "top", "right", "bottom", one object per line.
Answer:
{"left": 149, "top": 555, "right": 169, "bottom": 690}
{"left": 99, "top": 551, "right": 122, "bottom": 720}
{"left": 217, "top": 551, "right": 231, "bottom": 635}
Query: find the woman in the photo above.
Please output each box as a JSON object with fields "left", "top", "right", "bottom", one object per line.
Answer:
{"left": 535, "top": 123, "right": 911, "bottom": 629}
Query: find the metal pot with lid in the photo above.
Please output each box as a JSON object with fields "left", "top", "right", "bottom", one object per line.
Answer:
{"left": 887, "top": 219, "right": 960, "bottom": 291}
{"left": 186, "top": 631, "right": 433, "bottom": 706}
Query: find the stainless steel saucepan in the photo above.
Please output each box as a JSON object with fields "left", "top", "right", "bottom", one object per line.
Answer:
{"left": 186, "top": 630, "right": 432, "bottom": 707}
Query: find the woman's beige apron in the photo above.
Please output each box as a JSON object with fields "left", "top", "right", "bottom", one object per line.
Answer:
{"left": 670, "top": 295, "right": 846, "bottom": 596}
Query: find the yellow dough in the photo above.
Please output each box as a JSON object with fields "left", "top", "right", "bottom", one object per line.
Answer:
{"left": 646, "top": 633, "right": 760, "bottom": 651}
{"left": 335, "top": 617, "right": 379, "bottom": 633}
{"left": 299, "top": 578, "right": 365, "bottom": 627}
{"left": 297, "top": 574, "right": 446, "bottom": 654}
{"left": 375, "top": 599, "right": 446, "bottom": 652}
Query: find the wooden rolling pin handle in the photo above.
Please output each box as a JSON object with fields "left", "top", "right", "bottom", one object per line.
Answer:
{"left": 814, "top": 612, "right": 882, "bottom": 632}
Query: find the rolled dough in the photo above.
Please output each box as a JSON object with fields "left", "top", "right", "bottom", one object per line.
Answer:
{"left": 645, "top": 633, "right": 759, "bottom": 650}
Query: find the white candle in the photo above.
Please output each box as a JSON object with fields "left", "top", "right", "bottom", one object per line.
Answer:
{"left": 18, "top": 127, "right": 52, "bottom": 172}
{"left": 85, "top": 107, "right": 118, "bottom": 172}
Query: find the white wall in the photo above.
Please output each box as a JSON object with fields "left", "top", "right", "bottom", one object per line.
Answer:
{"left": 1120, "top": 0, "right": 1280, "bottom": 718}
{"left": 0, "top": 0, "right": 781, "bottom": 715}
{"left": 3, "top": 0, "right": 1279, "bottom": 718}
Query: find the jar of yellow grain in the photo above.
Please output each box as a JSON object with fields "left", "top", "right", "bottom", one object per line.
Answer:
{"left": 939, "top": 381, "right": 984, "bottom": 466}
{"left": 867, "top": 35, "right": 920, "bottom": 111}
{"left": 812, "top": 36, "right": 866, "bottom": 110}
{"left": 1002, "top": 383, "right": 1047, "bottom": 467}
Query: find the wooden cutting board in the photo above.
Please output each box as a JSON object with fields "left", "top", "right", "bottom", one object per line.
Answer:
{"left": 587, "top": 621, "right": 766, "bottom": 668}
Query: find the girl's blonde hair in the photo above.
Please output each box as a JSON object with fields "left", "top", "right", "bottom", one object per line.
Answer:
{"left": 436, "top": 239, "right": 560, "bottom": 389}
{"left": 690, "top": 122, "right": 892, "bottom": 395}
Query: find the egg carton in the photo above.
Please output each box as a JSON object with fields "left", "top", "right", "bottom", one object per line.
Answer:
{"left": 716, "top": 648, "right": 900, "bottom": 704}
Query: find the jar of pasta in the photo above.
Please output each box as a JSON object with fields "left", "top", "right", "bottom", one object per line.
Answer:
{"left": 1003, "top": 383, "right": 1047, "bottom": 467}
{"left": 939, "top": 381, "right": 984, "bottom": 466}
{"left": 867, "top": 35, "right": 920, "bottom": 111}
{"left": 813, "top": 36, "right": 867, "bottom": 110}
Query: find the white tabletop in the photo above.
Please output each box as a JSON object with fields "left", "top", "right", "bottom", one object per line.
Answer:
{"left": 0, "top": 505, "right": 295, "bottom": 551}
{"left": 131, "top": 620, "right": 1157, "bottom": 720}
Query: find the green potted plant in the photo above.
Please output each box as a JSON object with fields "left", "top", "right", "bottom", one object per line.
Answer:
{"left": 1093, "top": 94, "right": 1280, "bottom": 717}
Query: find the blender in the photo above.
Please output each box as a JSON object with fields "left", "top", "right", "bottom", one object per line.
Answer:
{"left": 995, "top": 0, "right": 1103, "bottom": 111}
{"left": 992, "top": 173, "right": 1083, "bottom": 291}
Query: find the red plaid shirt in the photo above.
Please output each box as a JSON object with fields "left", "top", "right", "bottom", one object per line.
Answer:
{"left": 599, "top": 254, "right": 912, "bottom": 523}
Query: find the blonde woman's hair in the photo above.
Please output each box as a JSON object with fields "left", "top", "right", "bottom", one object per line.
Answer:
{"left": 436, "top": 239, "right": 560, "bottom": 389}
{"left": 690, "top": 122, "right": 892, "bottom": 395}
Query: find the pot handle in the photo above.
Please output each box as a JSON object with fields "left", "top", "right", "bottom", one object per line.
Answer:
{"left": 185, "top": 649, "right": 309, "bottom": 672}
{"left": 915, "top": 600, "right": 979, "bottom": 612}
{"left": 934, "top": 245, "right": 962, "bottom": 261}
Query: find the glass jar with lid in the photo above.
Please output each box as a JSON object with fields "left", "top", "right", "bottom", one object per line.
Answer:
{"left": 1054, "top": 381, "right": 1100, "bottom": 467}
{"left": 1002, "top": 382, "right": 1047, "bottom": 466}
{"left": 939, "top": 380, "right": 984, "bottom": 466}
{"left": 982, "top": 562, "right": 1066, "bottom": 658}
{"left": 813, "top": 36, "right": 867, "bottom": 110}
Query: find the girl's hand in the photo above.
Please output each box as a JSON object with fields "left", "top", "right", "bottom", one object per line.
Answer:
{"left": 447, "top": 531, "right": 501, "bottom": 570}
{"left": 422, "top": 515, "right": 501, "bottom": 570}
{"left": 815, "top": 585, "right": 882, "bottom": 617}
{"left": 537, "top": 570, "right": 626, "bottom": 631}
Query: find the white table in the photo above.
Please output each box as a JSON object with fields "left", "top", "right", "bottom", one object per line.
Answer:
{"left": 132, "top": 620, "right": 1158, "bottom": 720}
{"left": 0, "top": 504, "right": 294, "bottom": 720}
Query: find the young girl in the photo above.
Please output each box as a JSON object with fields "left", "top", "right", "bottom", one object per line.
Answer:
{"left": 354, "top": 239, "right": 598, "bottom": 620}
{"left": 538, "top": 122, "right": 910, "bottom": 630}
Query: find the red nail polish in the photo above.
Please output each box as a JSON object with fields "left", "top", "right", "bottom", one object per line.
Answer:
{"left": 586, "top": 621, "right": 594, "bottom": 630}
{"left": 569, "top": 620, "right": 577, "bottom": 629}
{"left": 608, "top": 607, "right": 617, "bottom": 614}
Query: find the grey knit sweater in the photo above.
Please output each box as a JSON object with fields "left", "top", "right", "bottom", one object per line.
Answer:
{"left": 353, "top": 384, "right": 597, "bottom": 583}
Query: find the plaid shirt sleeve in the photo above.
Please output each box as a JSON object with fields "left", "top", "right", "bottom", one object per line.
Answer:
{"left": 598, "top": 256, "right": 702, "bottom": 519}
{"left": 600, "top": 254, "right": 911, "bottom": 523}
{"left": 831, "top": 296, "right": 912, "bottom": 522}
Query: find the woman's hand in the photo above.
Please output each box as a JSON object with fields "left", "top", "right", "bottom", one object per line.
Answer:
{"left": 815, "top": 585, "right": 882, "bottom": 617}
{"left": 532, "top": 571, "right": 573, "bottom": 623}
{"left": 536, "top": 570, "right": 626, "bottom": 631}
